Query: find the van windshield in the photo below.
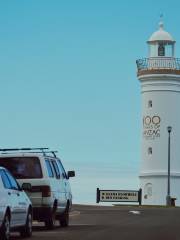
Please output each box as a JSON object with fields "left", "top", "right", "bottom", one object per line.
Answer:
{"left": 0, "top": 157, "right": 42, "bottom": 179}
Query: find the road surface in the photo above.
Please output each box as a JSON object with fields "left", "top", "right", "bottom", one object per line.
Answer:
{"left": 11, "top": 204, "right": 180, "bottom": 240}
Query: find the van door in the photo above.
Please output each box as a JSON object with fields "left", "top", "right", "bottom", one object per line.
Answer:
{"left": 56, "top": 160, "right": 69, "bottom": 205}
{"left": 51, "top": 160, "right": 66, "bottom": 211}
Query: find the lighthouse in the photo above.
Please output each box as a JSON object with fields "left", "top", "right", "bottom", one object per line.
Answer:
{"left": 136, "top": 21, "right": 180, "bottom": 205}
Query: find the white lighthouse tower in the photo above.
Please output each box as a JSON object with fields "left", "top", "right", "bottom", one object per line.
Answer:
{"left": 136, "top": 21, "right": 180, "bottom": 205}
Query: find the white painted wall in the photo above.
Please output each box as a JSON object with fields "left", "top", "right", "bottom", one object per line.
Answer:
{"left": 139, "top": 74, "right": 180, "bottom": 205}
{"left": 140, "top": 176, "right": 180, "bottom": 205}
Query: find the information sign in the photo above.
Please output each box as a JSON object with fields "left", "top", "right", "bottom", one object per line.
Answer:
{"left": 96, "top": 188, "right": 142, "bottom": 205}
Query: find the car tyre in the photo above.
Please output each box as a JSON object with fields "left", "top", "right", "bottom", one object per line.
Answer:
{"left": 20, "top": 210, "right": 32, "bottom": 238}
{"left": 45, "top": 206, "right": 57, "bottom": 230}
{"left": 0, "top": 213, "right": 10, "bottom": 240}
{"left": 59, "top": 203, "right": 69, "bottom": 227}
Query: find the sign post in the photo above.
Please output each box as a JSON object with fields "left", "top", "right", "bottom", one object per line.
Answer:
{"left": 96, "top": 188, "right": 142, "bottom": 205}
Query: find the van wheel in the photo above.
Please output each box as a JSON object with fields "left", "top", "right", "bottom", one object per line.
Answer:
{"left": 0, "top": 213, "right": 10, "bottom": 240}
{"left": 20, "top": 210, "right": 32, "bottom": 238}
{"left": 59, "top": 203, "right": 69, "bottom": 227}
{"left": 45, "top": 214, "right": 56, "bottom": 230}
{"left": 45, "top": 205, "right": 57, "bottom": 230}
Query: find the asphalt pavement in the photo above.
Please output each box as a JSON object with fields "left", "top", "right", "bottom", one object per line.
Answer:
{"left": 11, "top": 204, "right": 180, "bottom": 240}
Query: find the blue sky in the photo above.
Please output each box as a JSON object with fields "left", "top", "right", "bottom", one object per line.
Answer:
{"left": 0, "top": 0, "right": 180, "bottom": 204}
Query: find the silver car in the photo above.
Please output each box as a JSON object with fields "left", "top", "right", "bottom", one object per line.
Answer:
{"left": 0, "top": 167, "right": 32, "bottom": 240}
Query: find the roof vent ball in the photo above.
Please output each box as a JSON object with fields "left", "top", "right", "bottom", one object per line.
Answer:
{"left": 159, "top": 21, "right": 164, "bottom": 30}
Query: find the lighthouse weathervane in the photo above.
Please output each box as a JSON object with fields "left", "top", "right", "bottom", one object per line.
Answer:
{"left": 136, "top": 21, "right": 180, "bottom": 205}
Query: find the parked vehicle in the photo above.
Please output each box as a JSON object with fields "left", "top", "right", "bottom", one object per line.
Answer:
{"left": 0, "top": 148, "right": 75, "bottom": 229}
{"left": 0, "top": 166, "right": 32, "bottom": 240}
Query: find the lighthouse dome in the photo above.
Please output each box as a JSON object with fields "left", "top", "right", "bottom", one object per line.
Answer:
{"left": 148, "top": 22, "right": 175, "bottom": 43}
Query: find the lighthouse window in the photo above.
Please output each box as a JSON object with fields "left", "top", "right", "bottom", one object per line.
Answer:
{"left": 148, "top": 100, "right": 152, "bottom": 108}
{"left": 158, "top": 44, "right": 165, "bottom": 56}
{"left": 148, "top": 147, "right": 152, "bottom": 155}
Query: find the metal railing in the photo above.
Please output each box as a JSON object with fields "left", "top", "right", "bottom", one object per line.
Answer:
{"left": 136, "top": 57, "right": 180, "bottom": 71}
{"left": 0, "top": 147, "right": 58, "bottom": 157}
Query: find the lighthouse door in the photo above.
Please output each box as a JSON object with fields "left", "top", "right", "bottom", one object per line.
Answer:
{"left": 144, "top": 183, "right": 153, "bottom": 203}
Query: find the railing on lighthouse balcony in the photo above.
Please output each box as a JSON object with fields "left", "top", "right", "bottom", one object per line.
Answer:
{"left": 136, "top": 57, "right": 180, "bottom": 76}
{"left": 136, "top": 21, "right": 180, "bottom": 77}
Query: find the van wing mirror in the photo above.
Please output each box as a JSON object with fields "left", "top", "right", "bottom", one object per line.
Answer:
{"left": 67, "top": 171, "right": 75, "bottom": 178}
{"left": 22, "top": 183, "right": 32, "bottom": 192}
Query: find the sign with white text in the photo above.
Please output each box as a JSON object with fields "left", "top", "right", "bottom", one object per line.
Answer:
{"left": 96, "top": 188, "right": 142, "bottom": 205}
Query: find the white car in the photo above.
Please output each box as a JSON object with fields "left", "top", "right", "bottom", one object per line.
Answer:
{"left": 0, "top": 148, "right": 75, "bottom": 229}
{"left": 0, "top": 166, "right": 32, "bottom": 240}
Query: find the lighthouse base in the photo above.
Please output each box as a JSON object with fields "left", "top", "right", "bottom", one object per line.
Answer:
{"left": 140, "top": 174, "right": 180, "bottom": 206}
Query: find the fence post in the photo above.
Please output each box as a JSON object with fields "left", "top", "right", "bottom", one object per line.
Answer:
{"left": 96, "top": 188, "right": 100, "bottom": 203}
{"left": 138, "top": 188, "right": 142, "bottom": 205}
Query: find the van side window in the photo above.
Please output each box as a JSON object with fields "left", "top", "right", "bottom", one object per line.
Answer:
{"left": 57, "top": 160, "right": 67, "bottom": 179}
{"left": 45, "top": 160, "right": 54, "bottom": 178}
{"left": 51, "top": 161, "right": 60, "bottom": 179}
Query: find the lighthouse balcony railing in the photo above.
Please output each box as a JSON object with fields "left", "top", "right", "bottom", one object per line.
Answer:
{"left": 136, "top": 57, "right": 180, "bottom": 74}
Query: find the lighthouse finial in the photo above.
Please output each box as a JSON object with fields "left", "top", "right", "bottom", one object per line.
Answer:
{"left": 159, "top": 14, "right": 164, "bottom": 30}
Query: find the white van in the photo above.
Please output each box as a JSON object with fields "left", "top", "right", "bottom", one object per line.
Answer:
{"left": 0, "top": 148, "right": 75, "bottom": 229}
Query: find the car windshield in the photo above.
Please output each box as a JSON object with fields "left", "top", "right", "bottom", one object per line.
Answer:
{"left": 0, "top": 157, "right": 42, "bottom": 179}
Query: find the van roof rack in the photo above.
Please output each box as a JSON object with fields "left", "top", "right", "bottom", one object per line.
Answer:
{"left": 0, "top": 148, "right": 49, "bottom": 152}
{"left": 0, "top": 148, "right": 59, "bottom": 158}
{"left": 15, "top": 151, "right": 58, "bottom": 158}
